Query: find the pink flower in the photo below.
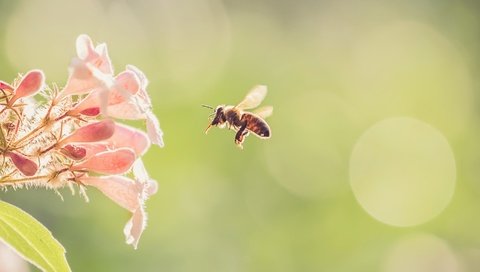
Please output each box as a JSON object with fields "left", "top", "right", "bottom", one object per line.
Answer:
{"left": 0, "top": 34, "right": 163, "bottom": 250}
{"left": 58, "top": 34, "right": 164, "bottom": 148}
{"left": 79, "top": 175, "right": 157, "bottom": 249}
{"left": 57, "top": 35, "right": 113, "bottom": 101}
{"left": 121, "top": 65, "right": 164, "bottom": 147}
{"left": 67, "top": 70, "right": 140, "bottom": 116}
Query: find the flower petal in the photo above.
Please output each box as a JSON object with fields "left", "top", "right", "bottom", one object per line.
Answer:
{"left": 108, "top": 124, "right": 150, "bottom": 156}
{"left": 77, "top": 34, "right": 113, "bottom": 74}
{"left": 76, "top": 34, "right": 96, "bottom": 60}
{"left": 123, "top": 208, "right": 146, "bottom": 250}
{"left": 80, "top": 175, "right": 141, "bottom": 212}
{"left": 132, "top": 159, "right": 159, "bottom": 195}
{"left": 57, "top": 34, "right": 114, "bottom": 100}
{"left": 126, "top": 65, "right": 151, "bottom": 105}
{"left": 59, "top": 59, "right": 103, "bottom": 99}
{"left": 146, "top": 111, "right": 164, "bottom": 147}
{"left": 77, "top": 143, "right": 109, "bottom": 158}
{"left": 132, "top": 159, "right": 149, "bottom": 183}
{"left": 79, "top": 175, "right": 155, "bottom": 249}
{"left": 109, "top": 70, "right": 140, "bottom": 105}
{"left": 60, "top": 119, "right": 115, "bottom": 145}
{"left": 93, "top": 43, "right": 113, "bottom": 74}
{"left": 72, "top": 148, "right": 136, "bottom": 174}
{"left": 107, "top": 101, "right": 145, "bottom": 120}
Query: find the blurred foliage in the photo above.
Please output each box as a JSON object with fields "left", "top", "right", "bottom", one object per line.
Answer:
{"left": 0, "top": 0, "right": 480, "bottom": 271}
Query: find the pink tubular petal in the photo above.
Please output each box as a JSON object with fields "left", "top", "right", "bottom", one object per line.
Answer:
{"left": 69, "top": 71, "right": 139, "bottom": 116}
{"left": 132, "top": 159, "right": 149, "bottom": 183}
{"left": 108, "top": 101, "right": 145, "bottom": 120}
{"left": 77, "top": 34, "right": 113, "bottom": 74}
{"left": 59, "top": 59, "right": 102, "bottom": 99}
{"left": 108, "top": 71, "right": 140, "bottom": 105}
{"left": 79, "top": 175, "right": 153, "bottom": 249}
{"left": 147, "top": 180, "right": 158, "bottom": 196}
{"left": 80, "top": 175, "right": 141, "bottom": 212}
{"left": 68, "top": 92, "right": 100, "bottom": 115}
{"left": 124, "top": 208, "right": 146, "bottom": 250}
{"left": 9, "top": 70, "right": 44, "bottom": 105}
{"left": 93, "top": 43, "right": 113, "bottom": 74}
{"left": 126, "top": 65, "right": 151, "bottom": 105}
{"left": 77, "top": 143, "right": 109, "bottom": 158}
{"left": 60, "top": 119, "right": 115, "bottom": 145}
{"left": 6, "top": 152, "right": 38, "bottom": 176}
{"left": 72, "top": 148, "right": 136, "bottom": 174}
{"left": 108, "top": 124, "right": 150, "bottom": 156}
{"left": 57, "top": 35, "right": 114, "bottom": 101}
{"left": 132, "top": 159, "right": 158, "bottom": 196}
{"left": 127, "top": 65, "right": 148, "bottom": 88}
{"left": 76, "top": 34, "right": 96, "bottom": 60}
{"left": 146, "top": 111, "right": 164, "bottom": 147}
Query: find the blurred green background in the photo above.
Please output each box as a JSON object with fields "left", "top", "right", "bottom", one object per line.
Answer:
{"left": 1, "top": 0, "right": 480, "bottom": 271}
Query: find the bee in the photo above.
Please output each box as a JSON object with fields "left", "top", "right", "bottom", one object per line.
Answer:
{"left": 204, "top": 85, "right": 273, "bottom": 149}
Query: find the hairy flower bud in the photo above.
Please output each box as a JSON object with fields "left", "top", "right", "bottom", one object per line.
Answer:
{"left": 9, "top": 70, "right": 44, "bottom": 106}
{"left": 6, "top": 152, "right": 38, "bottom": 176}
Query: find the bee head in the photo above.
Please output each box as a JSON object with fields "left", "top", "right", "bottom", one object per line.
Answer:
{"left": 214, "top": 105, "right": 224, "bottom": 115}
{"left": 211, "top": 105, "right": 226, "bottom": 125}
{"left": 204, "top": 105, "right": 226, "bottom": 134}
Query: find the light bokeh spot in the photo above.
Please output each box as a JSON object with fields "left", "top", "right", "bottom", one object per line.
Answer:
{"left": 384, "top": 233, "right": 460, "bottom": 272}
{"left": 349, "top": 117, "right": 456, "bottom": 227}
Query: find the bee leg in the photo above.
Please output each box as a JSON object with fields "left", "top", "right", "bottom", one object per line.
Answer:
{"left": 235, "top": 122, "right": 248, "bottom": 148}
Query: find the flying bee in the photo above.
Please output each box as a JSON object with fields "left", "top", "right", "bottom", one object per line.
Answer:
{"left": 204, "top": 85, "right": 273, "bottom": 149}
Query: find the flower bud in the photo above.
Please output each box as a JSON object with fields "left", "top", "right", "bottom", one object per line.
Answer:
{"left": 9, "top": 70, "right": 44, "bottom": 106}
{"left": 6, "top": 152, "right": 38, "bottom": 176}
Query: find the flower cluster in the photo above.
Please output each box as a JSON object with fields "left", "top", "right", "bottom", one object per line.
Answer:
{"left": 0, "top": 34, "right": 163, "bottom": 249}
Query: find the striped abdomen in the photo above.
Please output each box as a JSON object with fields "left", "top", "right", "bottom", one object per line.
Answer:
{"left": 242, "top": 113, "right": 271, "bottom": 138}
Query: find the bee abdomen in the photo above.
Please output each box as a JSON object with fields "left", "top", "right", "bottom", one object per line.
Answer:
{"left": 242, "top": 113, "right": 271, "bottom": 138}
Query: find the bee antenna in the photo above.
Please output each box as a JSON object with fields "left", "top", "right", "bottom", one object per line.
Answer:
{"left": 201, "top": 104, "right": 214, "bottom": 110}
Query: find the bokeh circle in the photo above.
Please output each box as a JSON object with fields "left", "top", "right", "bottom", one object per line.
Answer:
{"left": 349, "top": 117, "right": 456, "bottom": 227}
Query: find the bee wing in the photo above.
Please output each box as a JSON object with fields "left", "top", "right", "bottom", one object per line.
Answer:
{"left": 236, "top": 85, "right": 267, "bottom": 110}
{"left": 253, "top": 106, "right": 273, "bottom": 119}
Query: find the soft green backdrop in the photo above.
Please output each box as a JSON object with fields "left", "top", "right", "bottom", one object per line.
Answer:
{"left": 1, "top": 0, "right": 480, "bottom": 271}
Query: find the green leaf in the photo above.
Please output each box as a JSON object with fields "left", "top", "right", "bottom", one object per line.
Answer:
{"left": 0, "top": 200, "right": 71, "bottom": 272}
